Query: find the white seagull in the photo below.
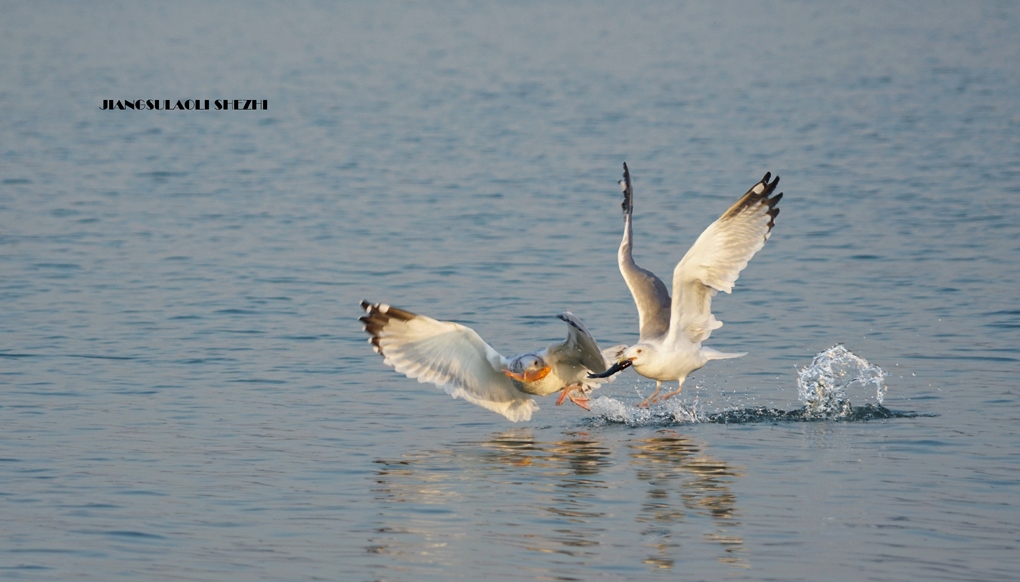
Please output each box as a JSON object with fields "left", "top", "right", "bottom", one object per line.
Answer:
{"left": 590, "top": 163, "right": 782, "bottom": 407}
{"left": 360, "top": 301, "right": 626, "bottom": 422}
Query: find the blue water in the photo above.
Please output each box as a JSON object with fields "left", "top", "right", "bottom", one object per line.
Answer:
{"left": 2, "top": 2, "right": 1019, "bottom": 580}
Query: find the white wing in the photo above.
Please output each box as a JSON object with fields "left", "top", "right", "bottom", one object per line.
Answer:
{"left": 617, "top": 163, "right": 672, "bottom": 342}
{"left": 360, "top": 302, "right": 539, "bottom": 422}
{"left": 666, "top": 173, "right": 782, "bottom": 346}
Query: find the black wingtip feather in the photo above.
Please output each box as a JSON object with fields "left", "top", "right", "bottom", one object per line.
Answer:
{"left": 764, "top": 184, "right": 782, "bottom": 231}
{"left": 620, "top": 162, "right": 634, "bottom": 217}
{"left": 717, "top": 172, "right": 784, "bottom": 238}
{"left": 359, "top": 301, "right": 418, "bottom": 353}
{"left": 556, "top": 312, "right": 591, "bottom": 337}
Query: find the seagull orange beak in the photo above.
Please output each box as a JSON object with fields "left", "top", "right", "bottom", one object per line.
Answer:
{"left": 588, "top": 358, "right": 633, "bottom": 379}
{"left": 504, "top": 366, "right": 552, "bottom": 383}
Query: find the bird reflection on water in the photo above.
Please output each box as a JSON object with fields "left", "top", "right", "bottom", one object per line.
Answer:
{"left": 370, "top": 429, "right": 746, "bottom": 573}
{"left": 628, "top": 431, "right": 746, "bottom": 569}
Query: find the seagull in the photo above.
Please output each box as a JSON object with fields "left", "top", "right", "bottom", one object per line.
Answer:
{"left": 590, "top": 163, "right": 782, "bottom": 407}
{"left": 360, "top": 301, "right": 626, "bottom": 422}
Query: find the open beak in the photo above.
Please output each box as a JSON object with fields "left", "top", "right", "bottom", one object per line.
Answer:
{"left": 504, "top": 365, "right": 552, "bottom": 383}
{"left": 588, "top": 358, "right": 633, "bottom": 379}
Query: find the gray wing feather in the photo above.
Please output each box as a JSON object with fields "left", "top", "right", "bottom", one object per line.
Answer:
{"left": 618, "top": 163, "right": 671, "bottom": 341}
{"left": 547, "top": 312, "right": 609, "bottom": 374}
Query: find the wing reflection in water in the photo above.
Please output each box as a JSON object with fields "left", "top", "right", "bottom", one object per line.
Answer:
{"left": 369, "top": 428, "right": 745, "bottom": 575}
{"left": 480, "top": 429, "right": 613, "bottom": 557}
{"left": 628, "top": 430, "right": 747, "bottom": 569}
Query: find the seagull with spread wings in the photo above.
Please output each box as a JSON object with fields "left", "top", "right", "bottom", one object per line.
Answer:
{"left": 590, "top": 163, "right": 783, "bottom": 407}
{"left": 360, "top": 301, "right": 625, "bottom": 421}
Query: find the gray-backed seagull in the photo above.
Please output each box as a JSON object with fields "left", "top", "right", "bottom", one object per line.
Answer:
{"left": 590, "top": 163, "right": 783, "bottom": 407}
{"left": 361, "top": 301, "right": 625, "bottom": 422}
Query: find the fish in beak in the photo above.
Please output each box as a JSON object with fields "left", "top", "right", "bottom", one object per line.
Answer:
{"left": 588, "top": 358, "right": 633, "bottom": 379}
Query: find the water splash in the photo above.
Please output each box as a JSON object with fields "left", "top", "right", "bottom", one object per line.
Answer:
{"left": 796, "top": 344, "right": 887, "bottom": 418}
{"left": 587, "top": 396, "right": 704, "bottom": 427}
{"left": 584, "top": 345, "right": 921, "bottom": 427}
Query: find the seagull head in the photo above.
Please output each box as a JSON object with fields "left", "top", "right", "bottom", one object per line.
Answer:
{"left": 504, "top": 354, "right": 552, "bottom": 384}
{"left": 622, "top": 344, "right": 650, "bottom": 364}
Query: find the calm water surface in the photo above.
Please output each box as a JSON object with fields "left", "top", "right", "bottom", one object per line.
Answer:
{"left": 2, "top": 2, "right": 1019, "bottom": 580}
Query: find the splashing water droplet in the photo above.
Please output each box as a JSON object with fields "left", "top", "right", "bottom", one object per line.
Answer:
{"left": 585, "top": 396, "right": 705, "bottom": 426}
{"left": 797, "top": 345, "right": 887, "bottom": 418}
{"left": 587, "top": 396, "right": 654, "bottom": 425}
{"left": 583, "top": 347, "right": 915, "bottom": 427}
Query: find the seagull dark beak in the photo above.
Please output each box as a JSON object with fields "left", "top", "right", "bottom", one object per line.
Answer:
{"left": 588, "top": 358, "right": 633, "bottom": 379}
